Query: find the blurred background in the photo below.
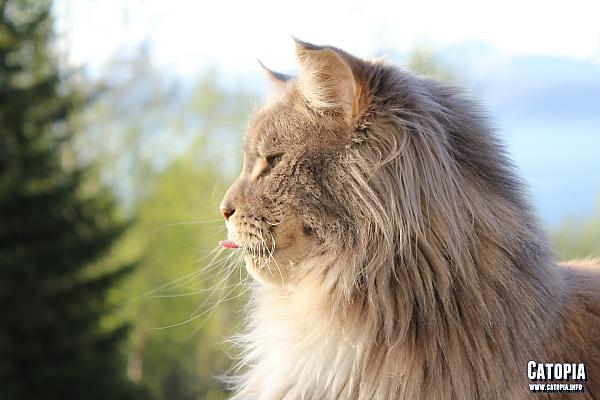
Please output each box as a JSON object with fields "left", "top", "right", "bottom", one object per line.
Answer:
{"left": 1, "top": 0, "right": 599, "bottom": 399}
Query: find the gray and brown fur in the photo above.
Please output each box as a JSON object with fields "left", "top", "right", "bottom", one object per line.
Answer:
{"left": 219, "top": 39, "right": 600, "bottom": 399}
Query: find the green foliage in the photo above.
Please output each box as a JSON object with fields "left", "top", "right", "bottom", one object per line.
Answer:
{"left": 0, "top": 0, "right": 141, "bottom": 398}
{"left": 112, "top": 156, "right": 247, "bottom": 400}
{"left": 553, "top": 196, "right": 600, "bottom": 260}
{"left": 80, "top": 55, "right": 256, "bottom": 397}
{"left": 406, "top": 48, "right": 457, "bottom": 82}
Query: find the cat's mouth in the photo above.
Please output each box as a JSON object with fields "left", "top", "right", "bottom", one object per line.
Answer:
{"left": 218, "top": 235, "right": 285, "bottom": 283}
{"left": 218, "top": 237, "right": 276, "bottom": 254}
{"left": 218, "top": 215, "right": 311, "bottom": 287}
{"left": 220, "top": 219, "right": 277, "bottom": 252}
{"left": 219, "top": 239, "right": 239, "bottom": 249}
{"left": 218, "top": 221, "right": 312, "bottom": 287}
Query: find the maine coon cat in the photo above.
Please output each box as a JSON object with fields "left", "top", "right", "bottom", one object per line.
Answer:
{"left": 218, "top": 39, "right": 600, "bottom": 399}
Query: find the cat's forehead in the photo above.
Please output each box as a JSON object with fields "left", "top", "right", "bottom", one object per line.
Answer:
{"left": 244, "top": 87, "right": 348, "bottom": 154}
{"left": 244, "top": 96, "right": 304, "bottom": 151}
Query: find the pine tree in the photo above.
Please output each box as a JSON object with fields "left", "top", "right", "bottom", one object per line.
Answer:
{"left": 0, "top": 1, "right": 141, "bottom": 398}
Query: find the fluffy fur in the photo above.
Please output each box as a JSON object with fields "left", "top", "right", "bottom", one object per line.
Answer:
{"left": 219, "top": 39, "right": 600, "bottom": 399}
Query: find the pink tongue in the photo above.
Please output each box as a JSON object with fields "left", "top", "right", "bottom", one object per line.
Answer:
{"left": 219, "top": 239, "right": 239, "bottom": 249}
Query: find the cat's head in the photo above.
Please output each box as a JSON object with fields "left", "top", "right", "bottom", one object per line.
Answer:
{"left": 219, "top": 39, "right": 380, "bottom": 287}
{"left": 219, "top": 39, "right": 500, "bottom": 290}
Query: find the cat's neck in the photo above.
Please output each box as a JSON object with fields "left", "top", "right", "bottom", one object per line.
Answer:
{"left": 238, "top": 230, "right": 567, "bottom": 399}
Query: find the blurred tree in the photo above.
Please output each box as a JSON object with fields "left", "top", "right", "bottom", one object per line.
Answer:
{"left": 0, "top": 0, "right": 141, "bottom": 398}
{"left": 113, "top": 155, "right": 246, "bottom": 400}
{"left": 74, "top": 52, "right": 255, "bottom": 210}
{"left": 58, "top": 35, "right": 256, "bottom": 395}
{"left": 72, "top": 45, "right": 183, "bottom": 208}
{"left": 102, "top": 73, "right": 256, "bottom": 399}
{"left": 406, "top": 48, "right": 457, "bottom": 82}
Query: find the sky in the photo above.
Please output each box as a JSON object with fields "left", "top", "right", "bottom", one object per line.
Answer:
{"left": 53, "top": 0, "right": 600, "bottom": 227}
{"left": 54, "top": 0, "right": 600, "bottom": 78}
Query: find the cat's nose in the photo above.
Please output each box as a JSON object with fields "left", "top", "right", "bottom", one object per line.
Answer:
{"left": 220, "top": 180, "right": 240, "bottom": 221}
{"left": 220, "top": 206, "right": 235, "bottom": 221}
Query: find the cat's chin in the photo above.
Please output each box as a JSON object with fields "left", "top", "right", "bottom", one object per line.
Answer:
{"left": 242, "top": 231, "right": 316, "bottom": 286}
{"left": 244, "top": 253, "right": 295, "bottom": 287}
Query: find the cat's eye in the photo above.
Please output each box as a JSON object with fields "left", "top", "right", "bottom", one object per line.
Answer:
{"left": 265, "top": 154, "right": 282, "bottom": 166}
{"left": 253, "top": 153, "right": 283, "bottom": 180}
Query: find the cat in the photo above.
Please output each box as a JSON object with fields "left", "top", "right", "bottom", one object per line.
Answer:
{"left": 218, "top": 38, "right": 600, "bottom": 399}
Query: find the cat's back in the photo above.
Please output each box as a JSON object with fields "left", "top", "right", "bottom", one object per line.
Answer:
{"left": 556, "top": 259, "right": 600, "bottom": 396}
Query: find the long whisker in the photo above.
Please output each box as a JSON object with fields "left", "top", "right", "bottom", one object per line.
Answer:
{"left": 186, "top": 274, "right": 252, "bottom": 339}
{"left": 149, "top": 280, "right": 246, "bottom": 298}
{"left": 121, "top": 268, "right": 204, "bottom": 306}
{"left": 153, "top": 267, "right": 250, "bottom": 331}
{"left": 123, "top": 245, "right": 235, "bottom": 305}
{"left": 184, "top": 252, "right": 244, "bottom": 318}
{"left": 151, "top": 219, "right": 224, "bottom": 233}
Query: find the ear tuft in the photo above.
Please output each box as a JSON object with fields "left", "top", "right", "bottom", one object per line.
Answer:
{"left": 257, "top": 59, "right": 291, "bottom": 88}
{"left": 292, "top": 37, "right": 323, "bottom": 52}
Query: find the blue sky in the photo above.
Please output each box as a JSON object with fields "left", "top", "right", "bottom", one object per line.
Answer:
{"left": 53, "top": 0, "right": 600, "bottom": 227}
{"left": 434, "top": 43, "right": 600, "bottom": 225}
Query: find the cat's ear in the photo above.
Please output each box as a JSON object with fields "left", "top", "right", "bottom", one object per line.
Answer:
{"left": 294, "top": 38, "right": 362, "bottom": 123}
{"left": 257, "top": 59, "right": 291, "bottom": 89}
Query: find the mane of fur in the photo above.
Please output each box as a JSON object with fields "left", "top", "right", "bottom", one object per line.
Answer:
{"left": 228, "top": 56, "right": 600, "bottom": 400}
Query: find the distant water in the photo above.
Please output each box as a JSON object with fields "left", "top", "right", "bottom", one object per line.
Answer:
{"left": 498, "top": 117, "right": 600, "bottom": 228}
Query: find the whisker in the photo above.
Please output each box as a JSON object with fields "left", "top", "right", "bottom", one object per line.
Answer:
{"left": 121, "top": 268, "right": 204, "bottom": 305}
{"left": 150, "top": 279, "right": 246, "bottom": 298}
{"left": 186, "top": 274, "right": 253, "bottom": 339}
{"left": 138, "top": 219, "right": 254, "bottom": 335}
{"left": 151, "top": 219, "right": 224, "bottom": 233}
{"left": 185, "top": 253, "right": 244, "bottom": 318}
{"left": 153, "top": 265, "right": 249, "bottom": 331}
{"left": 122, "top": 245, "right": 231, "bottom": 305}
